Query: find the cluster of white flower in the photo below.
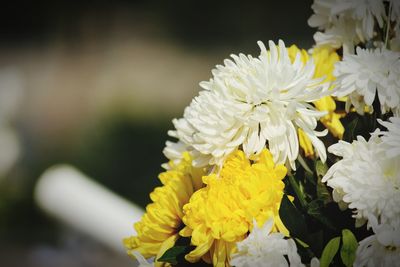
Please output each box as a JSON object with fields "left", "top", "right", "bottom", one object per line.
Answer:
{"left": 309, "top": 0, "right": 400, "bottom": 117}
{"left": 165, "top": 40, "right": 330, "bottom": 170}
{"left": 308, "top": 0, "right": 400, "bottom": 53}
{"left": 310, "top": 2, "right": 400, "bottom": 265}
{"left": 333, "top": 47, "right": 400, "bottom": 115}
{"left": 309, "top": 0, "right": 399, "bottom": 53}
{"left": 230, "top": 219, "right": 305, "bottom": 267}
{"left": 323, "top": 138, "right": 400, "bottom": 226}
{"left": 355, "top": 215, "right": 400, "bottom": 267}
{"left": 376, "top": 117, "right": 400, "bottom": 157}
{"left": 323, "top": 117, "right": 400, "bottom": 265}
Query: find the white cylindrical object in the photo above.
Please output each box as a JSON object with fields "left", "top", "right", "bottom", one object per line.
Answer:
{"left": 34, "top": 165, "right": 144, "bottom": 253}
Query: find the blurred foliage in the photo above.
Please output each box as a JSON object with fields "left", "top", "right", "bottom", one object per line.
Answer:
{"left": 71, "top": 112, "right": 170, "bottom": 207}
{"left": 0, "top": 111, "right": 174, "bottom": 245}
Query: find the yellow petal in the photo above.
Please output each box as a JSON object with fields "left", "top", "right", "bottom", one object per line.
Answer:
{"left": 298, "top": 128, "right": 314, "bottom": 158}
{"left": 155, "top": 234, "right": 179, "bottom": 267}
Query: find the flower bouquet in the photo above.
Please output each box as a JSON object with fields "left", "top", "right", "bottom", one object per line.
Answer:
{"left": 124, "top": 1, "right": 400, "bottom": 266}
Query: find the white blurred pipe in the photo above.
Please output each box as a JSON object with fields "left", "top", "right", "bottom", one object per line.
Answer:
{"left": 34, "top": 165, "right": 144, "bottom": 253}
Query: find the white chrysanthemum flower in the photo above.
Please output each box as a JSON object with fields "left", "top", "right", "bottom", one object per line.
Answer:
{"left": 309, "top": 0, "right": 359, "bottom": 53}
{"left": 166, "top": 40, "right": 330, "bottom": 169}
{"left": 313, "top": 17, "right": 360, "bottom": 53}
{"left": 308, "top": 0, "right": 338, "bottom": 30}
{"left": 354, "top": 216, "right": 400, "bottom": 267}
{"left": 310, "top": 257, "right": 320, "bottom": 267}
{"left": 230, "top": 219, "right": 304, "bottom": 267}
{"left": 333, "top": 47, "right": 400, "bottom": 115}
{"left": 163, "top": 140, "right": 187, "bottom": 163}
{"left": 162, "top": 141, "right": 188, "bottom": 169}
{"left": 162, "top": 140, "right": 211, "bottom": 169}
{"left": 309, "top": 0, "right": 387, "bottom": 52}
{"left": 322, "top": 134, "right": 400, "bottom": 228}
{"left": 375, "top": 117, "right": 400, "bottom": 158}
{"left": 331, "top": 0, "right": 385, "bottom": 40}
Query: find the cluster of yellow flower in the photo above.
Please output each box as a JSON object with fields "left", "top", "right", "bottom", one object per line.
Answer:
{"left": 125, "top": 149, "right": 287, "bottom": 267}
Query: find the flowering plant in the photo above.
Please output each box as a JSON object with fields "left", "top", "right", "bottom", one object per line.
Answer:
{"left": 124, "top": 1, "right": 400, "bottom": 266}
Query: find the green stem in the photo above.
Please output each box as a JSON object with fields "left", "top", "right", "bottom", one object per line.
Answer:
{"left": 297, "top": 153, "right": 313, "bottom": 174}
{"left": 288, "top": 173, "right": 308, "bottom": 208}
{"left": 385, "top": 1, "right": 393, "bottom": 49}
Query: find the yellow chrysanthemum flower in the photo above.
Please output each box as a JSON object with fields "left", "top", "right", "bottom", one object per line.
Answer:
{"left": 287, "top": 45, "right": 345, "bottom": 157}
{"left": 124, "top": 152, "right": 205, "bottom": 266}
{"left": 180, "top": 149, "right": 288, "bottom": 267}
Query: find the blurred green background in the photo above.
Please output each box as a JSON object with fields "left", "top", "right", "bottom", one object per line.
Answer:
{"left": 0, "top": 1, "right": 314, "bottom": 266}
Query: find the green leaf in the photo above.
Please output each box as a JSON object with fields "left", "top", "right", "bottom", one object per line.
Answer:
{"left": 315, "top": 160, "right": 328, "bottom": 179}
{"left": 320, "top": 236, "right": 341, "bottom": 267}
{"left": 340, "top": 229, "right": 358, "bottom": 267}
{"left": 315, "top": 161, "right": 332, "bottom": 205}
{"left": 158, "top": 245, "right": 190, "bottom": 264}
{"left": 279, "top": 194, "right": 308, "bottom": 243}
{"left": 295, "top": 237, "right": 310, "bottom": 248}
{"left": 316, "top": 180, "right": 332, "bottom": 205}
{"left": 344, "top": 117, "right": 359, "bottom": 142}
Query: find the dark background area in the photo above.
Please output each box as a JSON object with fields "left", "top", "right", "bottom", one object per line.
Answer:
{"left": 0, "top": 0, "right": 314, "bottom": 48}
